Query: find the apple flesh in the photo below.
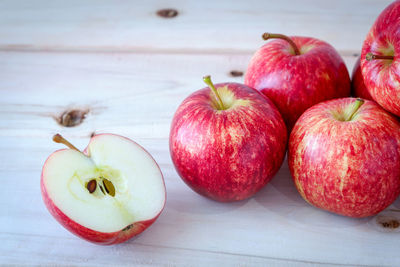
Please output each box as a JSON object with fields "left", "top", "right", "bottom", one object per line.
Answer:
{"left": 245, "top": 33, "right": 350, "bottom": 131}
{"left": 361, "top": 1, "right": 400, "bottom": 116}
{"left": 170, "top": 76, "right": 287, "bottom": 202}
{"left": 351, "top": 56, "right": 373, "bottom": 100}
{"left": 289, "top": 98, "right": 400, "bottom": 217}
{"left": 41, "top": 134, "right": 166, "bottom": 245}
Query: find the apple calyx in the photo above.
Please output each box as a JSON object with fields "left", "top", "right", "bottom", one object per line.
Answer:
{"left": 262, "top": 32, "right": 300, "bottom": 55}
{"left": 203, "top": 75, "right": 226, "bottom": 110}
{"left": 345, "top": 98, "right": 365, "bottom": 121}
{"left": 366, "top": 52, "right": 394, "bottom": 61}
{"left": 52, "top": 133, "right": 117, "bottom": 197}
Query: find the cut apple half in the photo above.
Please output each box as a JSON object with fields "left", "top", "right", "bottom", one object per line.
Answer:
{"left": 41, "top": 133, "right": 166, "bottom": 245}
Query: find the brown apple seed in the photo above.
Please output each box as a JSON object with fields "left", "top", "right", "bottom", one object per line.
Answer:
{"left": 86, "top": 179, "right": 97, "bottom": 193}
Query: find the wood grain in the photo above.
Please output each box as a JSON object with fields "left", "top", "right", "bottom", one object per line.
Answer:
{"left": 0, "top": 0, "right": 392, "bottom": 54}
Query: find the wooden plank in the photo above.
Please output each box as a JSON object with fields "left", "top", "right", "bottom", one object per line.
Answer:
{"left": 0, "top": 0, "right": 392, "bottom": 54}
{"left": 1, "top": 51, "right": 400, "bottom": 266}
{"left": 0, "top": 50, "right": 357, "bottom": 140}
{"left": 2, "top": 233, "right": 310, "bottom": 266}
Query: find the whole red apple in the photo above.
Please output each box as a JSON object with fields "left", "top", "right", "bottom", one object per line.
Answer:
{"left": 245, "top": 33, "right": 351, "bottom": 131}
{"left": 41, "top": 134, "right": 166, "bottom": 245}
{"left": 170, "top": 76, "right": 287, "bottom": 202}
{"left": 288, "top": 98, "right": 400, "bottom": 218}
{"left": 361, "top": 0, "right": 400, "bottom": 116}
{"left": 351, "top": 56, "right": 373, "bottom": 100}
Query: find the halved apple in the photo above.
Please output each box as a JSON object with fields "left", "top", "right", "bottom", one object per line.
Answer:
{"left": 41, "top": 133, "right": 166, "bottom": 245}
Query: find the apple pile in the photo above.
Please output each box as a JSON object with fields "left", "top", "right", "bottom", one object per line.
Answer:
{"left": 170, "top": 0, "right": 400, "bottom": 218}
{"left": 42, "top": 1, "right": 400, "bottom": 245}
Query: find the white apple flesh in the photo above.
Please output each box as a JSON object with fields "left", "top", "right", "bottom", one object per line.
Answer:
{"left": 41, "top": 134, "right": 166, "bottom": 245}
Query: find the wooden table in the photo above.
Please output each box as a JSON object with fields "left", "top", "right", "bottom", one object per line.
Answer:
{"left": 1, "top": 0, "right": 399, "bottom": 266}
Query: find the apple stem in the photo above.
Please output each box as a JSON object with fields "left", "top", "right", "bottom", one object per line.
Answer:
{"left": 203, "top": 75, "right": 225, "bottom": 110}
{"left": 53, "top": 134, "right": 81, "bottom": 152}
{"left": 366, "top": 53, "right": 394, "bottom": 61}
{"left": 346, "top": 98, "right": 365, "bottom": 121}
{"left": 262, "top": 33, "right": 300, "bottom": 55}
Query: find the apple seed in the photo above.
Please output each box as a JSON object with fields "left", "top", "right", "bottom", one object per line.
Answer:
{"left": 103, "top": 179, "right": 116, "bottom": 197}
{"left": 86, "top": 179, "right": 97, "bottom": 193}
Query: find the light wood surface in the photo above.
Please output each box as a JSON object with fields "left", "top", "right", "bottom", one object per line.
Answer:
{"left": 1, "top": 0, "right": 399, "bottom": 266}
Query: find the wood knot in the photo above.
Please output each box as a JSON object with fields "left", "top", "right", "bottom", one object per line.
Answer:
{"left": 57, "top": 109, "right": 89, "bottom": 127}
{"left": 229, "top": 70, "right": 244, "bottom": 77}
{"left": 379, "top": 219, "right": 400, "bottom": 229}
{"left": 157, "top": 8, "right": 178, "bottom": 18}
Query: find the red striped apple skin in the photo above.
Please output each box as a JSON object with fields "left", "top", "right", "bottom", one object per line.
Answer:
{"left": 361, "top": 0, "right": 400, "bottom": 116}
{"left": 245, "top": 36, "right": 350, "bottom": 131}
{"left": 41, "top": 134, "right": 166, "bottom": 245}
{"left": 170, "top": 83, "right": 287, "bottom": 202}
{"left": 288, "top": 98, "right": 400, "bottom": 218}
{"left": 351, "top": 56, "right": 373, "bottom": 101}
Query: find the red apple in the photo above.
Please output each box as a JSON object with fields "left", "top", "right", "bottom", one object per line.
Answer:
{"left": 288, "top": 98, "right": 400, "bottom": 218}
{"left": 351, "top": 56, "right": 373, "bottom": 100}
{"left": 170, "top": 76, "right": 287, "bottom": 202}
{"left": 245, "top": 33, "right": 351, "bottom": 131}
{"left": 361, "top": 0, "right": 400, "bottom": 116}
{"left": 41, "top": 134, "right": 166, "bottom": 245}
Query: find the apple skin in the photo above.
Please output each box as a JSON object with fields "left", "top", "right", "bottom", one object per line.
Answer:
{"left": 170, "top": 82, "right": 287, "bottom": 202}
{"left": 288, "top": 98, "right": 400, "bottom": 218}
{"left": 41, "top": 134, "right": 166, "bottom": 245}
{"left": 361, "top": 0, "right": 400, "bottom": 116}
{"left": 351, "top": 56, "right": 373, "bottom": 101}
{"left": 245, "top": 36, "right": 351, "bottom": 131}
